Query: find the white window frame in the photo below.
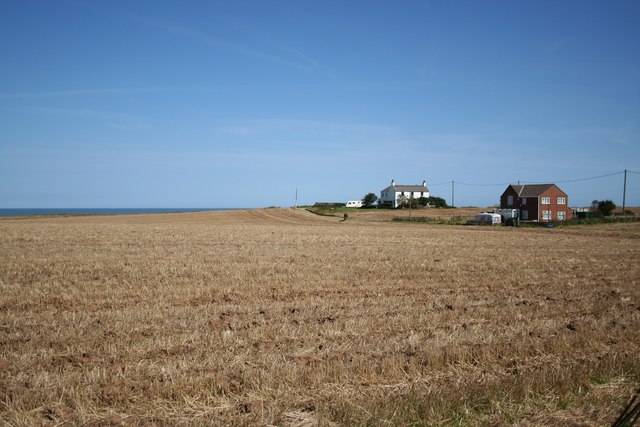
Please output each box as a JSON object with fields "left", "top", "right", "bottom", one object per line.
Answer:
{"left": 557, "top": 211, "right": 566, "bottom": 220}
{"left": 541, "top": 197, "right": 550, "bottom": 205}
{"left": 557, "top": 197, "right": 566, "bottom": 205}
{"left": 542, "top": 210, "right": 552, "bottom": 220}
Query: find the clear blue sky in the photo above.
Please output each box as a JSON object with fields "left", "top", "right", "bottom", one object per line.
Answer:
{"left": 1, "top": 0, "right": 639, "bottom": 208}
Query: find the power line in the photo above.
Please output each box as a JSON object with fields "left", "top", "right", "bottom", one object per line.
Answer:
{"left": 380, "top": 170, "right": 634, "bottom": 207}
{"left": 429, "top": 170, "right": 627, "bottom": 188}
{"left": 456, "top": 181, "right": 512, "bottom": 187}
{"left": 523, "top": 171, "right": 624, "bottom": 184}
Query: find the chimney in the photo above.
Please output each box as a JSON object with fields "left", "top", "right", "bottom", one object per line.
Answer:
{"left": 422, "top": 180, "right": 426, "bottom": 187}
{"left": 391, "top": 179, "right": 395, "bottom": 186}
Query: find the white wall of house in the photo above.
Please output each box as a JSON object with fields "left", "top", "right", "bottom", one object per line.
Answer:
{"left": 379, "top": 187, "right": 397, "bottom": 206}
{"left": 379, "top": 180, "right": 430, "bottom": 208}
{"left": 403, "top": 190, "right": 429, "bottom": 199}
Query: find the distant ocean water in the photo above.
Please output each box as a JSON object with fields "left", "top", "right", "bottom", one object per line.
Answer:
{"left": 0, "top": 208, "right": 237, "bottom": 217}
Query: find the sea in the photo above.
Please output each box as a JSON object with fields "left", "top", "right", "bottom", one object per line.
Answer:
{"left": 0, "top": 208, "right": 236, "bottom": 217}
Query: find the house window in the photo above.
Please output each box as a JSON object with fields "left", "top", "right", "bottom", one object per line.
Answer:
{"left": 541, "top": 197, "right": 550, "bottom": 204}
{"left": 521, "top": 197, "right": 527, "bottom": 205}
{"left": 542, "top": 210, "right": 552, "bottom": 220}
{"left": 557, "top": 211, "right": 566, "bottom": 220}
{"left": 521, "top": 210, "right": 528, "bottom": 220}
{"left": 507, "top": 195, "right": 513, "bottom": 206}
{"left": 557, "top": 197, "right": 566, "bottom": 205}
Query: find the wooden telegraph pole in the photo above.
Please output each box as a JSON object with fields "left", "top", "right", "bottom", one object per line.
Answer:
{"left": 409, "top": 192, "right": 413, "bottom": 220}
{"left": 622, "top": 169, "right": 627, "bottom": 216}
{"left": 451, "top": 180, "right": 455, "bottom": 208}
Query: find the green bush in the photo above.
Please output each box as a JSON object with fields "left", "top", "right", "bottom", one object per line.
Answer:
{"left": 591, "top": 200, "right": 616, "bottom": 216}
{"left": 362, "top": 193, "right": 378, "bottom": 207}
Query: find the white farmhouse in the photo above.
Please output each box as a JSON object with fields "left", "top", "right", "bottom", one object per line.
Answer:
{"left": 379, "top": 179, "right": 430, "bottom": 208}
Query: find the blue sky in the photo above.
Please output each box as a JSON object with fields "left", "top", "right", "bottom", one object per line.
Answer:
{"left": 1, "top": 0, "right": 639, "bottom": 208}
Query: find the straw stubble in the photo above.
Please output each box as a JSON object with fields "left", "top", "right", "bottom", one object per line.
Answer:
{"left": 0, "top": 209, "right": 638, "bottom": 425}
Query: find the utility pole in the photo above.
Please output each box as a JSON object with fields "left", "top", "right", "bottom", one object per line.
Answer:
{"left": 409, "top": 193, "right": 413, "bottom": 219}
{"left": 451, "top": 180, "right": 455, "bottom": 208}
{"left": 294, "top": 188, "right": 298, "bottom": 209}
{"left": 623, "top": 169, "right": 627, "bottom": 216}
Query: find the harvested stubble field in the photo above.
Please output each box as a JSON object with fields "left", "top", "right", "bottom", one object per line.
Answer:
{"left": 1, "top": 208, "right": 639, "bottom": 426}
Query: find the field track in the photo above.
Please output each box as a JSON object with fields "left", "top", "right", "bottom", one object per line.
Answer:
{"left": 0, "top": 208, "right": 339, "bottom": 225}
{"left": 245, "top": 208, "right": 339, "bottom": 225}
{"left": 1, "top": 208, "right": 638, "bottom": 425}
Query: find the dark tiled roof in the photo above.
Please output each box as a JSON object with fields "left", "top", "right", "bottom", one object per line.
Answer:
{"left": 508, "top": 184, "right": 554, "bottom": 197}
{"left": 393, "top": 185, "right": 429, "bottom": 192}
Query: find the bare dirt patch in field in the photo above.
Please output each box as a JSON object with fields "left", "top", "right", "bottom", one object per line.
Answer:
{"left": 1, "top": 208, "right": 638, "bottom": 425}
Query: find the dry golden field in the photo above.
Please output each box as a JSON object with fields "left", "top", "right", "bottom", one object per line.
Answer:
{"left": 1, "top": 208, "right": 639, "bottom": 426}
{"left": 308, "top": 206, "right": 640, "bottom": 222}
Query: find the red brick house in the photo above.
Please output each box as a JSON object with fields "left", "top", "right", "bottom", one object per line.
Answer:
{"left": 500, "top": 184, "right": 572, "bottom": 222}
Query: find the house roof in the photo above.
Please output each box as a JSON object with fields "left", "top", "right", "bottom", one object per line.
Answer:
{"left": 393, "top": 185, "right": 429, "bottom": 192}
{"left": 382, "top": 183, "right": 430, "bottom": 192}
{"left": 507, "top": 184, "right": 555, "bottom": 197}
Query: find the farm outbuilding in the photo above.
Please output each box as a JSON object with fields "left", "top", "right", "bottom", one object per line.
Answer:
{"left": 573, "top": 207, "right": 592, "bottom": 219}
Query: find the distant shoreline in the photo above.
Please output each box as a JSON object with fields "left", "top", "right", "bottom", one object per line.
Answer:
{"left": 0, "top": 208, "right": 243, "bottom": 217}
